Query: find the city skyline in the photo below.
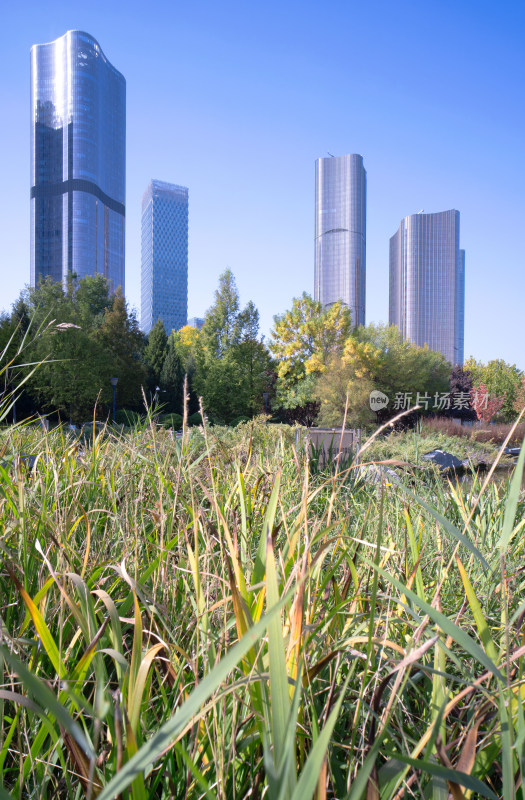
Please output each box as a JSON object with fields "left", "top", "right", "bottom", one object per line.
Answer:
{"left": 314, "top": 154, "right": 366, "bottom": 327}
{"left": 1, "top": 1, "right": 523, "bottom": 368}
{"left": 30, "top": 30, "right": 125, "bottom": 291}
{"left": 389, "top": 209, "right": 465, "bottom": 365}
{"left": 141, "top": 179, "right": 188, "bottom": 335}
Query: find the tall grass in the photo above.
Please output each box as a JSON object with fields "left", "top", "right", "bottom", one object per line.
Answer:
{"left": 0, "top": 414, "right": 524, "bottom": 799}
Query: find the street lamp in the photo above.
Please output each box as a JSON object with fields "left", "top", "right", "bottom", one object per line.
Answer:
{"left": 110, "top": 377, "right": 118, "bottom": 423}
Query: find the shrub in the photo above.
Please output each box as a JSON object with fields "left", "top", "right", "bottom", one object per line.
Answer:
{"left": 115, "top": 409, "right": 142, "bottom": 427}
{"left": 229, "top": 415, "right": 250, "bottom": 427}
{"left": 158, "top": 413, "right": 183, "bottom": 429}
{"left": 187, "top": 412, "right": 203, "bottom": 427}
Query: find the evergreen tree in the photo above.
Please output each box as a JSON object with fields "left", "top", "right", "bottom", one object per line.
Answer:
{"left": 144, "top": 319, "right": 168, "bottom": 391}
{"left": 194, "top": 270, "right": 271, "bottom": 422}
{"left": 160, "top": 338, "right": 184, "bottom": 413}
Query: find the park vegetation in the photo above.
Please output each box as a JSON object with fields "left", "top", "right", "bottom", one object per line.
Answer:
{"left": 1, "top": 269, "right": 524, "bottom": 431}
{"left": 1, "top": 279, "right": 525, "bottom": 798}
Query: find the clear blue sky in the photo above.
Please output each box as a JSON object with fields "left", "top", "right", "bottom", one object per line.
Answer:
{"left": 1, "top": 0, "right": 524, "bottom": 368}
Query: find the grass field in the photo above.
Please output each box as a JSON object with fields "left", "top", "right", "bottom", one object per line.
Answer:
{"left": 0, "top": 416, "right": 524, "bottom": 799}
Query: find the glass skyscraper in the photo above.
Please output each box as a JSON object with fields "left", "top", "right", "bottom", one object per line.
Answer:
{"left": 389, "top": 209, "right": 465, "bottom": 365}
{"left": 141, "top": 180, "right": 188, "bottom": 335}
{"left": 314, "top": 154, "right": 366, "bottom": 327}
{"left": 30, "top": 30, "right": 125, "bottom": 291}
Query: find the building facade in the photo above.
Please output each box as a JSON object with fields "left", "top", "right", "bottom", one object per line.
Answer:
{"left": 30, "top": 30, "right": 125, "bottom": 291}
{"left": 389, "top": 209, "right": 465, "bottom": 365}
{"left": 187, "top": 317, "right": 204, "bottom": 331}
{"left": 141, "top": 180, "right": 188, "bottom": 335}
{"left": 314, "top": 154, "right": 366, "bottom": 327}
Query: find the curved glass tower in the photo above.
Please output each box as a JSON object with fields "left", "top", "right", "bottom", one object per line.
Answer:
{"left": 314, "top": 154, "right": 366, "bottom": 327}
{"left": 30, "top": 30, "right": 125, "bottom": 291}
{"left": 389, "top": 210, "right": 465, "bottom": 365}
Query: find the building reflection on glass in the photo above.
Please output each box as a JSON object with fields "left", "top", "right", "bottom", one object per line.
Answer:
{"left": 141, "top": 180, "right": 189, "bottom": 335}
{"left": 389, "top": 210, "right": 465, "bottom": 365}
{"left": 314, "top": 154, "right": 367, "bottom": 327}
{"left": 30, "top": 30, "right": 125, "bottom": 292}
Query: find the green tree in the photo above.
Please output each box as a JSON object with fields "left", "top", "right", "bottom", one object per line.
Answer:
{"left": 316, "top": 325, "right": 450, "bottom": 428}
{"left": 200, "top": 269, "right": 241, "bottom": 357}
{"left": 25, "top": 277, "right": 110, "bottom": 421}
{"left": 144, "top": 320, "right": 168, "bottom": 390}
{"left": 269, "top": 294, "right": 352, "bottom": 422}
{"left": 463, "top": 357, "right": 523, "bottom": 422}
{"left": 160, "top": 337, "right": 184, "bottom": 413}
{"left": 96, "top": 289, "right": 147, "bottom": 413}
{"left": 194, "top": 271, "right": 271, "bottom": 423}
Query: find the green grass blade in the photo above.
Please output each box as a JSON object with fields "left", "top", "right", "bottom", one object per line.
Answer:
{"left": 0, "top": 644, "right": 95, "bottom": 759}
{"left": 253, "top": 470, "right": 281, "bottom": 585}
{"left": 498, "top": 435, "right": 525, "bottom": 552}
{"left": 96, "top": 589, "right": 292, "bottom": 800}
{"left": 397, "top": 485, "right": 490, "bottom": 570}
{"left": 383, "top": 753, "right": 498, "bottom": 800}
{"left": 265, "top": 532, "right": 294, "bottom": 795}
{"left": 290, "top": 672, "right": 350, "bottom": 800}
{"left": 370, "top": 564, "right": 505, "bottom": 682}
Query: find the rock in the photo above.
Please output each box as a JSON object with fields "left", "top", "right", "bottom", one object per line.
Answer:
{"left": 421, "top": 450, "right": 463, "bottom": 471}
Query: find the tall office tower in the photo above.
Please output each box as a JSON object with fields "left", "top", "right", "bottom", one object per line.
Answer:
{"left": 314, "top": 154, "right": 366, "bottom": 327}
{"left": 30, "top": 31, "right": 125, "bottom": 291}
{"left": 389, "top": 209, "right": 465, "bottom": 365}
{"left": 141, "top": 180, "right": 188, "bottom": 335}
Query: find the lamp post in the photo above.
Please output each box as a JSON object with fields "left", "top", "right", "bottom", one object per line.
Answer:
{"left": 110, "top": 377, "right": 118, "bottom": 423}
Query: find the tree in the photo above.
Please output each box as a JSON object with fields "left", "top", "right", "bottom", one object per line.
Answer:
{"left": 513, "top": 377, "right": 525, "bottom": 417}
{"left": 96, "top": 289, "right": 147, "bottom": 413}
{"left": 160, "top": 337, "right": 184, "bottom": 413}
{"left": 200, "top": 269, "right": 241, "bottom": 358}
{"left": 194, "top": 271, "right": 271, "bottom": 423}
{"left": 447, "top": 365, "right": 476, "bottom": 421}
{"left": 470, "top": 383, "right": 505, "bottom": 424}
{"left": 144, "top": 320, "right": 168, "bottom": 390}
{"left": 315, "top": 324, "right": 451, "bottom": 428}
{"left": 25, "top": 276, "right": 111, "bottom": 421}
{"left": 269, "top": 294, "right": 352, "bottom": 423}
{"left": 463, "top": 357, "right": 523, "bottom": 422}
{"left": 172, "top": 325, "right": 201, "bottom": 415}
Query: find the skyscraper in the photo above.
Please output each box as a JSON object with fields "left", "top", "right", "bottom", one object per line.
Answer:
{"left": 314, "top": 154, "right": 366, "bottom": 327}
{"left": 389, "top": 209, "right": 465, "bottom": 365}
{"left": 141, "top": 180, "right": 188, "bottom": 335}
{"left": 30, "top": 30, "right": 125, "bottom": 291}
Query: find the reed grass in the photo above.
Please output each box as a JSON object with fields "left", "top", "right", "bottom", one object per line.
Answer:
{"left": 0, "top": 412, "right": 524, "bottom": 799}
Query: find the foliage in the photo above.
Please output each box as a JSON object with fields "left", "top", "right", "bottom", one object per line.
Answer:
{"left": 364, "top": 422, "right": 503, "bottom": 466}
{"left": 513, "top": 376, "right": 525, "bottom": 416}
{"left": 160, "top": 336, "right": 184, "bottom": 413}
{"left": 115, "top": 408, "right": 143, "bottom": 427}
{"left": 270, "top": 293, "right": 352, "bottom": 421}
{"left": 447, "top": 364, "right": 477, "bottom": 420}
{"left": 464, "top": 356, "right": 524, "bottom": 421}
{"left": 317, "top": 324, "right": 451, "bottom": 427}
{"left": 158, "top": 412, "right": 183, "bottom": 429}
{"left": 194, "top": 270, "right": 272, "bottom": 422}
{"left": 0, "top": 419, "right": 524, "bottom": 799}
{"left": 3, "top": 276, "right": 146, "bottom": 423}
{"left": 470, "top": 382, "right": 506, "bottom": 424}
{"left": 143, "top": 319, "right": 168, "bottom": 389}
